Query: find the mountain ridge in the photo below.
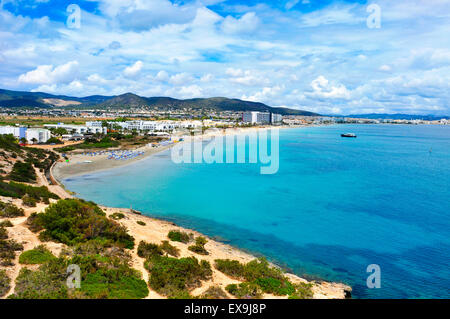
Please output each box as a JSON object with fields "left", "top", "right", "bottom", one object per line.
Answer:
{"left": 0, "top": 89, "right": 317, "bottom": 116}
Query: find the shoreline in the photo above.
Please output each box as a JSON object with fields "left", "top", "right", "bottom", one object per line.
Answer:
{"left": 49, "top": 124, "right": 352, "bottom": 299}
{"left": 52, "top": 125, "right": 297, "bottom": 181}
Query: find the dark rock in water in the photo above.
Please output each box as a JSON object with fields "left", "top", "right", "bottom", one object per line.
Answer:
{"left": 130, "top": 209, "right": 142, "bottom": 215}
{"left": 211, "top": 235, "right": 231, "bottom": 243}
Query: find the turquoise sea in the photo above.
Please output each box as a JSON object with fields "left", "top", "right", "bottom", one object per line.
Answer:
{"left": 62, "top": 124, "right": 450, "bottom": 299}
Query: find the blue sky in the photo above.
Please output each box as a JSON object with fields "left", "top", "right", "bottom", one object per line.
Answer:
{"left": 1, "top": 0, "right": 449, "bottom": 115}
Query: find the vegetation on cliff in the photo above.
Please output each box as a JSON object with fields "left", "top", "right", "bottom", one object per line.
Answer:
{"left": 27, "top": 199, "right": 134, "bottom": 249}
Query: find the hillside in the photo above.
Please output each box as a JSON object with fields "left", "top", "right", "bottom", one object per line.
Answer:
{"left": 0, "top": 89, "right": 318, "bottom": 116}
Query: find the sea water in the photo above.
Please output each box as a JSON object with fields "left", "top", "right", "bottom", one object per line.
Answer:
{"left": 63, "top": 124, "right": 450, "bottom": 298}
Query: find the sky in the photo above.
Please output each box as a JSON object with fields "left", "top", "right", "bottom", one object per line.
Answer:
{"left": 0, "top": 0, "right": 450, "bottom": 115}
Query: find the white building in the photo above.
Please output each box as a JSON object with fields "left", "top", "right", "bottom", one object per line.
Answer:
{"left": 0, "top": 126, "right": 27, "bottom": 139}
{"left": 44, "top": 123, "right": 107, "bottom": 135}
{"left": 242, "top": 111, "right": 272, "bottom": 124}
{"left": 271, "top": 113, "right": 283, "bottom": 123}
{"left": 26, "top": 128, "right": 51, "bottom": 144}
{"left": 111, "top": 120, "right": 202, "bottom": 132}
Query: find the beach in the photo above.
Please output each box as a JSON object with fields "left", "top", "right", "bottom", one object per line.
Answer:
{"left": 52, "top": 125, "right": 284, "bottom": 180}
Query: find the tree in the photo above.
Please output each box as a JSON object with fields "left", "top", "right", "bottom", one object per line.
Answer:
{"left": 19, "top": 137, "right": 27, "bottom": 144}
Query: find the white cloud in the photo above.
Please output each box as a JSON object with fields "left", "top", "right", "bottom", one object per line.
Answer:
{"left": 306, "top": 76, "right": 351, "bottom": 99}
{"left": 18, "top": 61, "right": 79, "bottom": 85}
{"left": 123, "top": 61, "right": 143, "bottom": 77}
{"left": 221, "top": 12, "right": 260, "bottom": 34}
{"left": 169, "top": 73, "right": 194, "bottom": 86}
{"left": 155, "top": 70, "right": 169, "bottom": 82}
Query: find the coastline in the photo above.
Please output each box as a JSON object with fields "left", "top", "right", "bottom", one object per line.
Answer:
{"left": 52, "top": 125, "right": 293, "bottom": 181}
{"left": 48, "top": 125, "right": 352, "bottom": 299}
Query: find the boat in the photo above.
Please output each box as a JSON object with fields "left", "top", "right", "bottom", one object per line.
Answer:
{"left": 341, "top": 133, "right": 357, "bottom": 138}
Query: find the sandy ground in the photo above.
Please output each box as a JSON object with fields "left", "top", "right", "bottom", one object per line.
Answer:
{"left": 52, "top": 143, "right": 175, "bottom": 180}
{"left": 1, "top": 125, "right": 352, "bottom": 299}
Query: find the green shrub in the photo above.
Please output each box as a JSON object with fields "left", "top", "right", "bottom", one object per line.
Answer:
{"left": 168, "top": 230, "right": 191, "bottom": 244}
{"left": 201, "top": 286, "right": 228, "bottom": 299}
{"left": 225, "top": 282, "right": 262, "bottom": 299}
{"left": 216, "top": 257, "right": 296, "bottom": 296}
{"left": 30, "top": 199, "right": 135, "bottom": 249}
{"left": 0, "top": 239, "right": 24, "bottom": 266}
{"left": 146, "top": 255, "right": 212, "bottom": 298}
{"left": 10, "top": 242, "right": 149, "bottom": 299}
{"left": 288, "top": 283, "right": 314, "bottom": 299}
{"left": 137, "top": 241, "right": 163, "bottom": 259}
{"left": 22, "top": 194, "right": 37, "bottom": 207}
{"left": 8, "top": 161, "right": 36, "bottom": 183}
{"left": 0, "top": 201, "right": 25, "bottom": 218}
{"left": 0, "top": 220, "right": 13, "bottom": 227}
{"left": 214, "top": 259, "right": 245, "bottom": 279}
{"left": 136, "top": 221, "right": 146, "bottom": 226}
{"left": 19, "top": 245, "right": 56, "bottom": 264}
{"left": 26, "top": 212, "right": 42, "bottom": 233}
{"left": 254, "top": 277, "right": 295, "bottom": 296}
{"left": 160, "top": 240, "right": 180, "bottom": 257}
{"left": 10, "top": 258, "right": 69, "bottom": 299}
{"left": 243, "top": 258, "right": 284, "bottom": 282}
{"left": 0, "top": 269, "right": 11, "bottom": 297}
{"left": 110, "top": 212, "right": 125, "bottom": 220}
{"left": 188, "top": 236, "right": 209, "bottom": 255}
{"left": 0, "top": 181, "right": 59, "bottom": 202}
{"left": 0, "top": 227, "right": 7, "bottom": 240}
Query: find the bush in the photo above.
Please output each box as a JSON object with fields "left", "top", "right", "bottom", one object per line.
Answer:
{"left": 0, "top": 227, "right": 7, "bottom": 240}
{"left": 29, "top": 199, "right": 135, "bottom": 249}
{"left": 0, "top": 201, "right": 25, "bottom": 218}
{"left": 8, "top": 161, "right": 36, "bottom": 183}
{"left": 0, "top": 239, "right": 24, "bottom": 266}
{"left": 201, "top": 286, "right": 228, "bottom": 299}
{"left": 216, "top": 257, "right": 296, "bottom": 297}
{"left": 288, "top": 283, "right": 314, "bottom": 299}
{"left": 214, "top": 259, "right": 245, "bottom": 279}
{"left": 243, "top": 258, "right": 284, "bottom": 282}
{"left": 10, "top": 242, "right": 149, "bottom": 299}
{"left": 146, "top": 255, "right": 212, "bottom": 298}
{"left": 22, "top": 194, "right": 37, "bottom": 207}
{"left": 136, "top": 221, "right": 146, "bottom": 226}
{"left": 19, "top": 245, "right": 56, "bottom": 264}
{"left": 225, "top": 282, "right": 262, "bottom": 299}
{"left": 168, "top": 230, "right": 191, "bottom": 244}
{"left": 137, "top": 241, "right": 163, "bottom": 259}
{"left": 254, "top": 277, "right": 295, "bottom": 296}
{"left": 160, "top": 240, "right": 180, "bottom": 257}
{"left": 0, "top": 220, "right": 13, "bottom": 227}
{"left": 188, "top": 236, "right": 209, "bottom": 255}
{"left": 0, "top": 269, "right": 11, "bottom": 297}
{"left": 26, "top": 212, "right": 42, "bottom": 233}
{"left": 0, "top": 181, "right": 59, "bottom": 203}
{"left": 110, "top": 212, "right": 125, "bottom": 220}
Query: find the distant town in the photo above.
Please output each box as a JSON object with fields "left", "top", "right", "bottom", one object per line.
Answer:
{"left": 0, "top": 107, "right": 448, "bottom": 145}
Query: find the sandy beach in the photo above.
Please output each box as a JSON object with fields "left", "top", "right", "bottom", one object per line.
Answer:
{"left": 52, "top": 125, "right": 278, "bottom": 181}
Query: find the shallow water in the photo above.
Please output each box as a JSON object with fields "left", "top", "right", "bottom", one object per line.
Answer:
{"left": 63, "top": 124, "right": 450, "bottom": 298}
